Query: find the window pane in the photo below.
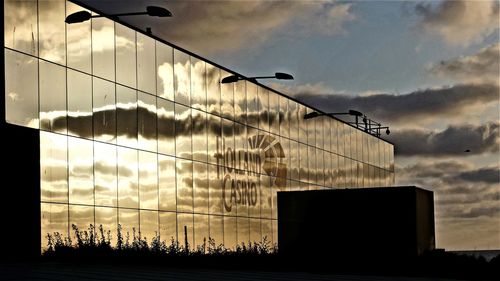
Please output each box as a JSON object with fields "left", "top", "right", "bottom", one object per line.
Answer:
{"left": 94, "top": 142, "right": 117, "bottom": 207}
{"left": 289, "top": 101, "right": 299, "bottom": 141}
{"left": 137, "top": 33, "right": 155, "bottom": 94}
{"left": 93, "top": 77, "right": 116, "bottom": 143}
{"left": 95, "top": 207, "right": 117, "bottom": 247}
{"left": 247, "top": 173, "right": 260, "bottom": 218}
{"left": 118, "top": 208, "right": 139, "bottom": 240}
{"left": 290, "top": 140, "right": 299, "bottom": 181}
{"left": 68, "top": 137, "right": 94, "bottom": 205}
{"left": 175, "top": 104, "right": 192, "bottom": 159}
{"left": 140, "top": 210, "right": 158, "bottom": 242}
{"left": 40, "top": 132, "right": 68, "bottom": 203}
{"left": 206, "top": 63, "right": 221, "bottom": 116}
{"left": 69, "top": 205, "right": 94, "bottom": 244}
{"left": 208, "top": 164, "right": 223, "bottom": 215}
{"left": 237, "top": 217, "right": 249, "bottom": 246}
{"left": 174, "top": 49, "right": 190, "bottom": 106}
{"left": 261, "top": 219, "right": 272, "bottom": 246}
{"left": 4, "top": 0, "right": 38, "bottom": 55}
{"left": 222, "top": 118, "right": 234, "bottom": 169}
{"left": 156, "top": 42, "right": 174, "bottom": 101}
{"left": 192, "top": 110, "right": 208, "bottom": 162}
{"left": 306, "top": 108, "right": 316, "bottom": 147}
{"left": 67, "top": 70, "right": 92, "bottom": 138}
{"left": 268, "top": 92, "right": 279, "bottom": 135}
{"left": 115, "top": 23, "right": 136, "bottom": 88}
{"left": 116, "top": 85, "right": 137, "bottom": 148}
{"left": 118, "top": 147, "right": 138, "bottom": 208}
{"left": 139, "top": 151, "right": 158, "bottom": 210}
{"left": 279, "top": 96, "right": 289, "bottom": 138}
{"left": 5, "top": 49, "right": 38, "bottom": 128}
{"left": 159, "top": 211, "right": 177, "bottom": 243}
{"left": 176, "top": 159, "right": 193, "bottom": 213}
{"left": 193, "top": 162, "right": 209, "bottom": 214}
{"left": 157, "top": 98, "right": 175, "bottom": 156}
{"left": 258, "top": 87, "right": 269, "bottom": 131}
{"left": 224, "top": 216, "right": 237, "bottom": 250}
{"left": 220, "top": 71, "right": 234, "bottom": 120}
{"left": 260, "top": 174, "right": 272, "bottom": 219}
{"left": 299, "top": 143, "right": 308, "bottom": 183}
{"left": 40, "top": 60, "right": 66, "bottom": 133}
{"left": 158, "top": 155, "right": 176, "bottom": 211}
{"left": 207, "top": 114, "right": 221, "bottom": 165}
{"left": 39, "top": 0, "right": 65, "bottom": 64}
{"left": 234, "top": 80, "right": 246, "bottom": 124}
{"left": 209, "top": 215, "right": 223, "bottom": 246}
{"left": 298, "top": 104, "right": 307, "bottom": 144}
{"left": 177, "top": 213, "right": 194, "bottom": 250}
{"left": 92, "top": 17, "right": 115, "bottom": 81}
{"left": 246, "top": 83, "right": 258, "bottom": 128}
{"left": 67, "top": 2, "right": 91, "bottom": 72}
{"left": 249, "top": 218, "right": 261, "bottom": 245}
{"left": 194, "top": 214, "right": 209, "bottom": 251}
{"left": 138, "top": 92, "right": 157, "bottom": 152}
{"left": 191, "top": 57, "right": 206, "bottom": 111}
{"left": 41, "top": 203, "right": 68, "bottom": 252}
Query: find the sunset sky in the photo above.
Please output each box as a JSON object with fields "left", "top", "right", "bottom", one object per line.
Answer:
{"left": 79, "top": 0, "right": 500, "bottom": 251}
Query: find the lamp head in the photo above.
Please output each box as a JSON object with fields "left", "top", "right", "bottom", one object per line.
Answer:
{"left": 221, "top": 75, "right": 240, "bottom": 84}
{"left": 348, "top": 109, "right": 363, "bottom": 117}
{"left": 275, "top": 72, "right": 294, "bottom": 80}
{"left": 65, "top": 10, "right": 92, "bottom": 24}
{"left": 304, "top": 112, "right": 320, "bottom": 120}
{"left": 146, "top": 6, "right": 172, "bottom": 17}
{"left": 386, "top": 128, "right": 390, "bottom": 135}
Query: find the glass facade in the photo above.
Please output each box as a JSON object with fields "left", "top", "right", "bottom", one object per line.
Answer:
{"left": 4, "top": 0, "right": 395, "bottom": 252}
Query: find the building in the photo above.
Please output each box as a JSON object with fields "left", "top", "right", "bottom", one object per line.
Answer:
{"left": 3, "top": 0, "right": 394, "bottom": 254}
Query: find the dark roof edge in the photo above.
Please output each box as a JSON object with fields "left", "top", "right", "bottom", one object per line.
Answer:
{"left": 69, "top": 0, "right": 393, "bottom": 145}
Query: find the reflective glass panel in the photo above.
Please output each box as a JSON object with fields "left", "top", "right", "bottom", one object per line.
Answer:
{"left": 299, "top": 143, "right": 308, "bottom": 183}
{"left": 139, "top": 151, "right": 158, "bottom": 210}
{"left": 177, "top": 213, "right": 194, "bottom": 250}
{"left": 237, "top": 217, "right": 250, "bottom": 246}
{"left": 118, "top": 208, "right": 139, "bottom": 240}
{"left": 5, "top": 49, "right": 38, "bottom": 128}
{"left": 234, "top": 80, "right": 246, "bottom": 124}
{"left": 289, "top": 140, "right": 299, "bottom": 181}
{"left": 174, "top": 49, "right": 190, "bottom": 106}
{"left": 316, "top": 149, "right": 324, "bottom": 186}
{"left": 206, "top": 63, "right": 221, "bottom": 116}
{"left": 193, "top": 162, "right": 209, "bottom": 214}
{"left": 40, "top": 60, "right": 66, "bottom": 133}
{"left": 316, "top": 117, "right": 324, "bottom": 150}
{"left": 269, "top": 92, "right": 279, "bottom": 135}
{"left": 176, "top": 159, "right": 193, "bottom": 213}
{"left": 137, "top": 33, "right": 155, "bottom": 94}
{"left": 156, "top": 41, "right": 174, "bottom": 101}
{"left": 261, "top": 219, "right": 272, "bottom": 245}
{"left": 224, "top": 216, "right": 237, "bottom": 250}
{"left": 67, "top": 2, "right": 91, "bottom": 72}
{"left": 68, "top": 137, "right": 94, "bottom": 205}
{"left": 67, "top": 69, "right": 92, "bottom": 138}
{"left": 331, "top": 120, "right": 338, "bottom": 154}
{"left": 191, "top": 57, "right": 206, "bottom": 111}
{"left": 323, "top": 117, "right": 331, "bottom": 152}
{"left": 249, "top": 218, "right": 261, "bottom": 244}
{"left": 4, "top": 0, "right": 38, "bottom": 55}
{"left": 288, "top": 101, "right": 299, "bottom": 141}
{"left": 159, "top": 211, "right": 177, "bottom": 242}
{"left": 207, "top": 114, "right": 221, "bottom": 165}
{"left": 69, "top": 205, "right": 94, "bottom": 244}
{"left": 208, "top": 164, "right": 223, "bottom": 215}
{"left": 116, "top": 85, "right": 137, "bottom": 148}
{"left": 158, "top": 155, "right": 176, "bottom": 211}
{"left": 258, "top": 87, "right": 269, "bottom": 131}
{"left": 220, "top": 71, "right": 234, "bottom": 120}
{"left": 115, "top": 23, "right": 136, "bottom": 88}
{"left": 279, "top": 96, "right": 289, "bottom": 138}
{"left": 138, "top": 92, "right": 157, "bottom": 152}
{"left": 140, "top": 210, "right": 158, "bottom": 242}
{"left": 175, "top": 104, "right": 192, "bottom": 159}
{"left": 40, "top": 132, "right": 68, "bottom": 203}
{"left": 94, "top": 142, "right": 117, "bottom": 207}
{"left": 222, "top": 118, "right": 234, "bottom": 169}
{"left": 260, "top": 175, "right": 272, "bottom": 219}
{"left": 118, "top": 147, "right": 138, "bottom": 208}
{"left": 308, "top": 146, "right": 316, "bottom": 184}
{"left": 157, "top": 98, "right": 175, "bottom": 156}
{"left": 39, "top": 0, "right": 65, "bottom": 64}
{"left": 209, "top": 215, "right": 223, "bottom": 246}
{"left": 247, "top": 172, "right": 260, "bottom": 218}
{"left": 298, "top": 104, "right": 307, "bottom": 144}
{"left": 246, "top": 82, "right": 259, "bottom": 128}
{"left": 236, "top": 172, "right": 248, "bottom": 217}
{"left": 95, "top": 207, "right": 117, "bottom": 246}
{"left": 41, "top": 203, "right": 68, "bottom": 251}
{"left": 93, "top": 77, "right": 116, "bottom": 143}
{"left": 192, "top": 109, "right": 208, "bottom": 162}
{"left": 92, "top": 17, "right": 115, "bottom": 81}
{"left": 194, "top": 214, "right": 209, "bottom": 251}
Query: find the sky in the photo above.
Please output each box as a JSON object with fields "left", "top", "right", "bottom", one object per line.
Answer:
{"left": 79, "top": 0, "right": 500, "bottom": 251}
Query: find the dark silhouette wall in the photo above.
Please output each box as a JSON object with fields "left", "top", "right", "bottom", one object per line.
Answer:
{"left": 278, "top": 186, "right": 435, "bottom": 261}
{"left": 1, "top": 0, "right": 41, "bottom": 258}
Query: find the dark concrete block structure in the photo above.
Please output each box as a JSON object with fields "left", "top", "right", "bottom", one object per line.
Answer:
{"left": 278, "top": 186, "right": 435, "bottom": 260}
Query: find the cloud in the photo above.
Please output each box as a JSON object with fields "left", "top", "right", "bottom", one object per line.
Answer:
{"left": 80, "top": 0, "right": 355, "bottom": 54}
{"left": 391, "top": 122, "right": 499, "bottom": 157}
{"left": 284, "top": 83, "right": 499, "bottom": 125}
{"left": 428, "top": 43, "right": 500, "bottom": 84}
{"left": 457, "top": 167, "right": 500, "bottom": 184}
{"left": 415, "top": 0, "right": 499, "bottom": 47}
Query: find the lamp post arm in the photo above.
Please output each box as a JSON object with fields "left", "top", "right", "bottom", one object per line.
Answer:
{"left": 91, "top": 12, "right": 148, "bottom": 19}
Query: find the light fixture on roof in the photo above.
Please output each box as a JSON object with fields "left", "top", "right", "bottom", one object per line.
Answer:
{"left": 221, "top": 72, "right": 294, "bottom": 84}
{"left": 65, "top": 6, "right": 172, "bottom": 24}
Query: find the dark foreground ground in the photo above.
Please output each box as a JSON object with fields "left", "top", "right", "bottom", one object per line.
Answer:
{"left": 0, "top": 261, "right": 463, "bottom": 281}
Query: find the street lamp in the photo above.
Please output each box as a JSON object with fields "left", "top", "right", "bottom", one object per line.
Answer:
{"left": 65, "top": 6, "right": 172, "bottom": 24}
{"left": 303, "top": 109, "right": 362, "bottom": 120}
{"left": 221, "top": 72, "right": 294, "bottom": 84}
